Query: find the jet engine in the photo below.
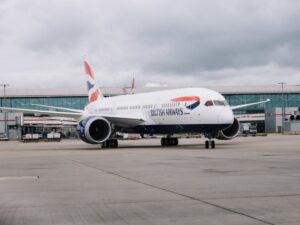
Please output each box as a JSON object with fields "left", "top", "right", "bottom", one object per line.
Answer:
{"left": 76, "top": 116, "right": 112, "bottom": 144}
{"left": 217, "top": 118, "right": 240, "bottom": 140}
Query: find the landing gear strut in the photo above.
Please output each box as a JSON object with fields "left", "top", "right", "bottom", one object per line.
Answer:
{"left": 102, "top": 139, "right": 118, "bottom": 149}
{"left": 161, "top": 137, "right": 178, "bottom": 146}
{"left": 205, "top": 139, "right": 215, "bottom": 149}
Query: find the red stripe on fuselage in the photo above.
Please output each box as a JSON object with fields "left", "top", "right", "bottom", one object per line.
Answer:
{"left": 171, "top": 96, "right": 200, "bottom": 102}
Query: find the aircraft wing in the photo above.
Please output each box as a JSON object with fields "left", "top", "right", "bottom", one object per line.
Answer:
{"left": 0, "top": 106, "right": 82, "bottom": 118}
{"left": 28, "top": 105, "right": 145, "bottom": 126}
{"left": 230, "top": 99, "right": 270, "bottom": 110}
{"left": 0, "top": 106, "right": 144, "bottom": 127}
{"left": 31, "top": 104, "right": 83, "bottom": 113}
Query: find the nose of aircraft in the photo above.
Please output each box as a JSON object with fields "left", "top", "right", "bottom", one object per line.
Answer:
{"left": 218, "top": 108, "right": 234, "bottom": 124}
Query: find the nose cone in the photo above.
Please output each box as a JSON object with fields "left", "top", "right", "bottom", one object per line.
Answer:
{"left": 219, "top": 108, "right": 234, "bottom": 124}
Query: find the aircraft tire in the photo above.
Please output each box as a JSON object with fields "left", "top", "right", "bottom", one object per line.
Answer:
{"left": 169, "top": 138, "right": 174, "bottom": 146}
{"left": 102, "top": 141, "right": 108, "bottom": 149}
{"left": 211, "top": 140, "right": 215, "bottom": 149}
{"left": 109, "top": 139, "right": 118, "bottom": 148}
{"left": 173, "top": 138, "right": 178, "bottom": 146}
{"left": 109, "top": 140, "right": 114, "bottom": 148}
{"left": 114, "top": 140, "right": 118, "bottom": 148}
{"left": 102, "top": 139, "right": 118, "bottom": 149}
{"left": 205, "top": 140, "right": 209, "bottom": 149}
{"left": 161, "top": 137, "right": 178, "bottom": 147}
{"left": 161, "top": 138, "right": 166, "bottom": 146}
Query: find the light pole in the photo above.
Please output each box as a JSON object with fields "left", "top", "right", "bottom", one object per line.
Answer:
{"left": 0, "top": 84, "right": 9, "bottom": 137}
{"left": 278, "top": 82, "right": 286, "bottom": 134}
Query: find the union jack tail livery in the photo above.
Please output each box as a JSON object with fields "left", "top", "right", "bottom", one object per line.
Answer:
{"left": 84, "top": 61, "right": 103, "bottom": 103}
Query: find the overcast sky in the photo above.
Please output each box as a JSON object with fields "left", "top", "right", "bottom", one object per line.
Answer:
{"left": 0, "top": 0, "right": 300, "bottom": 89}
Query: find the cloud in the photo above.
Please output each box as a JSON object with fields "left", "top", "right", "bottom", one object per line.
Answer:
{"left": 0, "top": 0, "right": 300, "bottom": 89}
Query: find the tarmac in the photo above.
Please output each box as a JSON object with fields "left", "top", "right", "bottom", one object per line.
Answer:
{"left": 0, "top": 134, "right": 300, "bottom": 225}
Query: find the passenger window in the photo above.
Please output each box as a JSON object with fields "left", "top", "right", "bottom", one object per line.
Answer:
{"left": 205, "top": 100, "right": 214, "bottom": 106}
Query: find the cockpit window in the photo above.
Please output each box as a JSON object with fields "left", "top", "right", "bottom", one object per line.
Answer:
{"left": 213, "top": 100, "right": 227, "bottom": 106}
{"left": 205, "top": 100, "right": 214, "bottom": 106}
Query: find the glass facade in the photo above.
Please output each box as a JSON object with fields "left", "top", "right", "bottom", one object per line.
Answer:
{"left": 0, "top": 96, "right": 89, "bottom": 111}
{"left": 225, "top": 93, "right": 300, "bottom": 114}
{"left": 0, "top": 93, "right": 300, "bottom": 114}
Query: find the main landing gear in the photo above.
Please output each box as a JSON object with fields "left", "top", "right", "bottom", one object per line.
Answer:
{"left": 102, "top": 139, "right": 118, "bottom": 149}
{"left": 161, "top": 137, "right": 178, "bottom": 146}
{"left": 205, "top": 139, "right": 215, "bottom": 149}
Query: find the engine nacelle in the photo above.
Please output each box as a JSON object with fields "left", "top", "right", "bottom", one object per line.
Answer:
{"left": 217, "top": 118, "right": 240, "bottom": 140}
{"left": 76, "top": 116, "right": 112, "bottom": 144}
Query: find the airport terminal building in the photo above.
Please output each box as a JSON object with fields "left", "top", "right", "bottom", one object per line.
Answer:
{"left": 1, "top": 85, "right": 300, "bottom": 139}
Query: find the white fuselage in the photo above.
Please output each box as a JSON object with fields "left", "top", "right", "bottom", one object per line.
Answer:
{"left": 84, "top": 88, "right": 234, "bottom": 130}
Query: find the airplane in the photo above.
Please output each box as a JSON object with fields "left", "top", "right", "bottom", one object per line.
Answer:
{"left": 0, "top": 61, "right": 270, "bottom": 149}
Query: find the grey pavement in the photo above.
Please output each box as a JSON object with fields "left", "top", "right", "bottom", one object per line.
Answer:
{"left": 0, "top": 135, "right": 300, "bottom": 225}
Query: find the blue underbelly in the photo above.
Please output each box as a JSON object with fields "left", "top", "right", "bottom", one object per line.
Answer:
{"left": 120, "top": 124, "right": 231, "bottom": 134}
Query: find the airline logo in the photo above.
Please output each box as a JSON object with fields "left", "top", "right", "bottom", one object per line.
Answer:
{"left": 171, "top": 96, "right": 200, "bottom": 110}
{"left": 84, "top": 61, "right": 102, "bottom": 103}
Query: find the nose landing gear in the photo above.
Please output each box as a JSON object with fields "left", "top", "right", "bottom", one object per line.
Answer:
{"left": 205, "top": 139, "right": 215, "bottom": 149}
